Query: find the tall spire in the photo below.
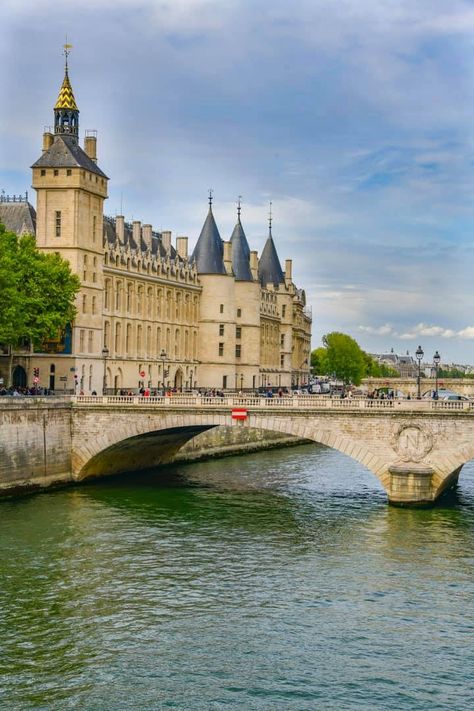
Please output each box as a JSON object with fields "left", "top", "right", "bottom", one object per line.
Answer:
{"left": 190, "top": 194, "right": 226, "bottom": 274}
{"left": 258, "top": 202, "right": 284, "bottom": 286}
{"left": 230, "top": 196, "right": 252, "bottom": 281}
{"left": 54, "top": 43, "right": 79, "bottom": 138}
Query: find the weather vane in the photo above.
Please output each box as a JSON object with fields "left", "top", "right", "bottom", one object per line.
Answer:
{"left": 63, "top": 37, "right": 73, "bottom": 71}
{"left": 208, "top": 188, "right": 213, "bottom": 207}
{"left": 237, "top": 195, "right": 242, "bottom": 220}
{"left": 269, "top": 201, "right": 273, "bottom": 232}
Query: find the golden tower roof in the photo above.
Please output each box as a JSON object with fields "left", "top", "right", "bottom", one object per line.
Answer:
{"left": 54, "top": 69, "right": 78, "bottom": 111}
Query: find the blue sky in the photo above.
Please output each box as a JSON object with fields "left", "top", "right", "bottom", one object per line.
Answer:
{"left": 2, "top": 0, "right": 474, "bottom": 363}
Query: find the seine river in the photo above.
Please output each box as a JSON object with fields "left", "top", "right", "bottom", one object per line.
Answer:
{"left": 1, "top": 443, "right": 473, "bottom": 710}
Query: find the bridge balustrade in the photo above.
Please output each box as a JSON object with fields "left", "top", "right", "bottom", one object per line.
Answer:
{"left": 68, "top": 395, "right": 473, "bottom": 412}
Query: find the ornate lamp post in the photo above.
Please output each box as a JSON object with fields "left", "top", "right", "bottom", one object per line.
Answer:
{"left": 101, "top": 346, "right": 109, "bottom": 395}
{"left": 160, "top": 349, "right": 168, "bottom": 391}
{"left": 240, "top": 373, "right": 244, "bottom": 392}
{"left": 416, "top": 345, "right": 424, "bottom": 399}
{"left": 433, "top": 350, "right": 441, "bottom": 399}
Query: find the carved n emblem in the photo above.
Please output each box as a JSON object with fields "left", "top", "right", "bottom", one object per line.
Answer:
{"left": 392, "top": 423, "right": 433, "bottom": 462}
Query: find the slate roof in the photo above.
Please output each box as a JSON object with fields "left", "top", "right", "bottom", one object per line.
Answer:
{"left": 103, "top": 216, "right": 178, "bottom": 259}
{"left": 230, "top": 219, "right": 253, "bottom": 281}
{"left": 0, "top": 201, "right": 36, "bottom": 236}
{"left": 31, "top": 135, "right": 108, "bottom": 178}
{"left": 258, "top": 231, "right": 284, "bottom": 286}
{"left": 190, "top": 208, "right": 226, "bottom": 274}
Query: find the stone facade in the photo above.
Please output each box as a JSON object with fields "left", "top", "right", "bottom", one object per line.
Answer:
{"left": 0, "top": 57, "right": 312, "bottom": 393}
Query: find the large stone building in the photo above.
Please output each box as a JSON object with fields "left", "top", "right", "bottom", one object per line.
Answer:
{"left": 0, "top": 56, "right": 311, "bottom": 393}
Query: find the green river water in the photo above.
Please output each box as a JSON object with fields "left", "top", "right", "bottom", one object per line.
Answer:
{"left": 0, "top": 443, "right": 473, "bottom": 710}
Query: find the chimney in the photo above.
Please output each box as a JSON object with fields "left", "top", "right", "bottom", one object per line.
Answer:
{"left": 42, "top": 131, "right": 54, "bottom": 153}
{"left": 143, "top": 224, "right": 152, "bottom": 252}
{"left": 116, "top": 215, "right": 125, "bottom": 243}
{"left": 285, "top": 259, "right": 292, "bottom": 285}
{"left": 176, "top": 236, "right": 188, "bottom": 260}
{"left": 161, "top": 230, "right": 171, "bottom": 255}
{"left": 84, "top": 133, "right": 97, "bottom": 162}
{"left": 250, "top": 250, "right": 258, "bottom": 280}
{"left": 132, "top": 220, "right": 141, "bottom": 249}
{"left": 223, "top": 240, "right": 232, "bottom": 274}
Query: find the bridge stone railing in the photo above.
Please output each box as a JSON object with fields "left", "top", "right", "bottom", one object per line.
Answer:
{"left": 70, "top": 395, "right": 472, "bottom": 412}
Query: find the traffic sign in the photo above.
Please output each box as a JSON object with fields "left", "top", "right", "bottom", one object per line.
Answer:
{"left": 33, "top": 376, "right": 39, "bottom": 384}
{"left": 139, "top": 370, "right": 146, "bottom": 377}
{"left": 232, "top": 408, "right": 248, "bottom": 420}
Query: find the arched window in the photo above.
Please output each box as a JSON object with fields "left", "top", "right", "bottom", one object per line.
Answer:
{"left": 115, "top": 281, "right": 122, "bottom": 311}
{"left": 104, "top": 320, "right": 110, "bottom": 349}
{"left": 115, "top": 323, "right": 121, "bottom": 354}
{"left": 127, "top": 283, "right": 133, "bottom": 312}
{"left": 83, "top": 255, "right": 88, "bottom": 281}
{"left": 147, "top": 288, "right": 153, "bottom": 317}
{"left": 156, "top": 327, "right": 161, "bottom": 353}
{"left": 137, "top": 325, "right": 143, "bottom": 356}
{"left": 82, "top": 294, "right": 87, "bottom": 313}
{"left": 104, "top": 279, "right": 111, "bottom": 310}
{"left": 126, "top": 323, "right": 132, "bottom": 354}
{"left": 146, "top": 326, "right": 152, "bottom": 356}
{"left": 92, "top": 296, "right": 96, "bottom": 315}
{"left": 137, "top": 286, "right": 144, "bottom": 316}
{"left": 175, "top": 328, "right": 180, "bottom": 358}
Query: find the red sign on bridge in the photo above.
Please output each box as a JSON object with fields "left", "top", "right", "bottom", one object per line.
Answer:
{"left": 231, "top": 408, "right": 248, "bottom": 420}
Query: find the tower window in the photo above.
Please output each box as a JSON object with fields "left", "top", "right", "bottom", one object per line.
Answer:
{"left": 282, "top": 305, "right": 286, "bottom": 318}
{"left": 236, "top": 326, "right": 241, "bottom": 339}
{"left": 235, "top": 345, "right": 241, "bottom": 358}
{"left": 220, "top": 304, "right": 224, "bottom": 314}
{"left": 41, "top": 169, "right": 46, "bottom": 177}
{"left": 67, "top": 169, "right": 72, "bottom": 176}
{"left": 93, "top": 215, "right": 97, "bottom": 243}
{"left": 54, "top": 169, "right": 59, "bottom": 176}
{"left": 218, "top": 343, "right": 224, "bottom": 356}
{"left": 219, "top": 324, "right": 224, "bottom": 336}
{"left": 237, "top": 308, "right": 241, "bottom": 317}
{"left": 55, "top": 211, "right": 61, "bottom": 237}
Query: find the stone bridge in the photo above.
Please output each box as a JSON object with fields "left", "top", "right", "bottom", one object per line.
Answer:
{"left": 69, "top": 394, "right": 474, "bottom": 506}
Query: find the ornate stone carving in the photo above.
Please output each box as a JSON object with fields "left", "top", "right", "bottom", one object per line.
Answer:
{"left": 392, "top": 422, "right": 433, "bottom": 462}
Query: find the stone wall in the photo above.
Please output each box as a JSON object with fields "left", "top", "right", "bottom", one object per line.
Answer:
{"left": 175, "top": 425, "right": 307, "bottom": 462}
{"left": 0, "top": 399, "right": 72, "bottom": 496}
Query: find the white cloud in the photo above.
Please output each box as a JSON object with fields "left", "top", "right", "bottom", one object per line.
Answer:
{"left": 359, "top": 324, "right": 395, "bottom": 336}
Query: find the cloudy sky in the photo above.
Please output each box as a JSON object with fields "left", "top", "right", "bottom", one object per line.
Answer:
{"left": 2, "top": 0, "right": 474, "bottom": 363}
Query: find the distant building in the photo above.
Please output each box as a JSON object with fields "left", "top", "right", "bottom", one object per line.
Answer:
{"left": 0, "top": 53, "right": 311, "bottom": 392}
{"left": 371, "top": 349, "right": 418, "bottom": 378}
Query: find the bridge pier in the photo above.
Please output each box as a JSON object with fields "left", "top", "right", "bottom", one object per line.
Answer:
{"left": 387, "top": 464, "right": 435, "bottom": 507}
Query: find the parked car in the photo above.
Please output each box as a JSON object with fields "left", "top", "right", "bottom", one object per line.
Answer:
{"left": 423, "top": 388, "right": 468, "bottom": 401}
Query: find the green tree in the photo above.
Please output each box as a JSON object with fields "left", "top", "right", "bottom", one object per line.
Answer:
{"left": 310, "top": 346, "right": 328, "bottom": 375}
{"left": 0, "top": 224, "right": 80, "bottom": 386}
{"left": 322, "top": 331, "right": 366, "bottom": 385}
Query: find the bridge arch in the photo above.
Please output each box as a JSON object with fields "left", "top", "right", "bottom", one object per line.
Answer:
{"left": 71, "top": 410, "right": 390, "bottom": 492}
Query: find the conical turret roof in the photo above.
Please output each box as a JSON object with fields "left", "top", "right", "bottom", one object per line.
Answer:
{"left": 190, "top": 207, "right": 226, "bottom": 274}
{"left": 258, "top": 231, "right": 284, "bottom": 286}
{"left": 54, "top": 69, "right": 78, "bottom": 111}
{"left": 230, "top": 219, "right": 252, "bottom": 281}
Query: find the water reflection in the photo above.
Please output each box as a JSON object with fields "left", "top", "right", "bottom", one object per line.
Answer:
{"left": 0, "top": 444, "right": 473, "bottom": 710}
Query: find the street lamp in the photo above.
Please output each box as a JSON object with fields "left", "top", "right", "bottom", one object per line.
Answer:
{"left": 160, "top": 349, "right": 168, "bottom": 391}
{"left": 415, "top": 344, "right": 424, "bottom": 399}
{"left": 101, "top": 346, "right": 109, "bottom": 395}
{"left": 433, "top": 350, "right": 441, "bottom": 400}
{"left": 240, "top": 373, "right": 244, "bottom": 392}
